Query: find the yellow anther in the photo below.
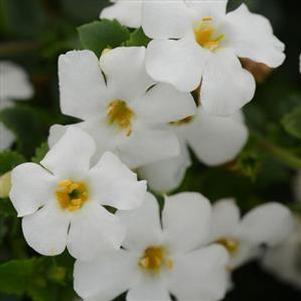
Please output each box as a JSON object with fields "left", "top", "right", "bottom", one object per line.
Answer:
{"left": 194, "top": 17, "right": 224, "bottom": 51}
{"left": 107, "top": 100, "right": 134, "bottom": 136}
{"left": 56, "top": 179, "right": 88, "bottom": 212}
{"left": 139, "top": 246, "right": 173, "bottom": 274}
{"left": 216, "top": 238, "right": 240, "bottom": 255}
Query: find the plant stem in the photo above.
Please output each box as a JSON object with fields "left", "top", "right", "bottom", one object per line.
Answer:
{"left": 254, "top": 134, "right": 301, "bottom": 169}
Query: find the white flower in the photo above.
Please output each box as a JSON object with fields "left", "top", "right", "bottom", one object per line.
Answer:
{"left": 74, "top": 192, "right": 229, "bottom": 301}
{"left": 143, "top": 1, "right": 285, "bottom": 116}
{"left": 138, "top": 109, "right": 248, "bottom": 193}
{"left": 100, "top": 0, "right": 142, "bottom": 28}
{"left": 261, "top": 217, "right": 301, "bottom": 289}
{"left": 209, "top": 199, "right": 294, "bottom": 269}
{"left": 0, "top": 61, "right": 33, "bottom": 150}
{"left": 49, "top": 47, "right": 196, "bottom": 169}
{"left": 9, "top": 127, "right": 147, "bottom": 261}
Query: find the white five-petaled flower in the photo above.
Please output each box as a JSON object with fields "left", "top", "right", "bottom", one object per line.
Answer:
{"left": 209, "top": 199, "right": 294, "bottom": 270}
{"left": 141, "top": 0, "right": 285, "bottom": 116}
{"left": 0, "top": 61, "right": 33, "bottom": 150}
{"left": 49, "top": 47, "right": 196, "bottom": 169}
{"left": 74, "top": 192, "right": 230, "bottom": 301}
{"left": 9, "top": 127, "right": 147, "bottom": 261}
{"left": 139, "top": 109, "right": 248, "bottom": 193}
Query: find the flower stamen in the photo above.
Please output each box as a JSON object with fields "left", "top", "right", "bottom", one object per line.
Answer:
{"left": 107, "top": 100, "right": 134, "bottom": 136}
{"left": 139, "top": 246, "right": 173, "bottom": 273}
{"left": 194, "top": 17, "right": 224, "bottom": 51}
{"left": 56, "top": 179, "right": 88, "bottom": 212}
{"left": 216, "top": 238, "right": 239, "bottom": 255}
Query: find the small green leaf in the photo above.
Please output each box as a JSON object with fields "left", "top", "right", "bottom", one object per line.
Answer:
{"left": 31, "top": 142, "right": 49, "bottom": 163}
{"left": 78, "top": 19, "right": 130, "bottom": 57}
{"left": 282, "top": 105, "right": 301, "bottom": 139}
{"left": 0, "top": 151, "right": 25, "bottom": 175}
{"left": 126, "top": 27, "right": 150, "bottom": 47}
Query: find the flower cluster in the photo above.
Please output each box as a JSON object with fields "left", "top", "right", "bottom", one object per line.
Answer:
{"left": 3, "top": 0, "right": 298, "bottom": 300}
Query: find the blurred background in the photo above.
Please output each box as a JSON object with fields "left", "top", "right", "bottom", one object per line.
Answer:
{"left": 1, "top": 0, "right": 301, "bottom": 300}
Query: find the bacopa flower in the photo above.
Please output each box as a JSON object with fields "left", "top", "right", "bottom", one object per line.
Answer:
{"left": 10, "top": 127, "right": 147, "bottom": 261}
{"left": 142, "top": 0, "right": 285, "bottom": 116}
{"left": 74, "top": 192, "right": 229, "bottom": 301}
{"left": 100, "top": 0, "right": 142, "bottom": 28}
{"left": 139, "top": 109, "right": 248, "bottom": 193}
{"left": 50, "top": 47, "right": 196, "bottom": 169}
{"left": 261, "top": 217, "right": 301, "bottom": 289}
{"left": 209, "top": 199, "right": 293, "bottom": 269}
{"left": 0, "top": 61, "right": 33, "bottom": 150}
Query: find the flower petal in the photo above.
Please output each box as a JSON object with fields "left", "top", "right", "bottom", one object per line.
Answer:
{"left": 168, "top": 245, "right": 229, "bottom": 301}
{"left": 59, "top": 50, "right": 107, "bottom": 120}
{"left": 132, "top": 83, "right": 196, "bottom": 124}
{"left": 116, "top": 193, "right": 163, "bottom": 251}
{"left": 230, "top": 241, "right": 260, "bottom": 269}
{"left": 185, "top": 109, "right": 248, "bottom": 165}
{"left": 142, "top": 0, "right": 193, "bottom": 39}
{"left": 99, "top": 47, "right": 154, "bottom": 101}
{"left": 146, "top": 37, "right": 208, "bottom": 92}
{"left": 0, "top": 61, "right": 33, "bottom": 101}
{"left": 238, "top": 203, "right": 294, "bottom": 246}
{"left": 88, "top": 152, "right": 146, "bottom": 210}
{"left": 201, "top": 48, "right": 256, "bottom": 116}
{"left": 225, "top": 4, "right": 285, "bottom": 68}
{"left": 22, "top": 201, "right": 70, "bottom": 256}
{"left": 100, "top": 0, "right": 142, "bottom": 28}
{"left": 10, "top": 163, "right": 56, "bottom": 217}
{"left": 209, "top": 199, "right": 241, "bottom": 242}
{"left": 41, "top": 127, "right": 95, "bottom": 179}
{"left": 67, "top": 201, "right": 126, "bottom": 261}
{"left": 118, "top": 127, "right": 180, "bottom": 169}
{"left": 74, "top": 250, "right": 139, "bottom": 301}
{"left": 138, "top": 139, "right": 191, "bottom": 193}
{"left": 0, "top": 123, "right": 15, "bottom": 150}
{"left": 186, "top": 0, "right": 228, "bottom": 18}
{"left": 162, "top": 192, "right": 212, "bottom": 253}
{"left": 262, "top": 222, "right": 301, "bottom": 288}
{"left": 127, "top": 277, "right": 172, "bottom": 301}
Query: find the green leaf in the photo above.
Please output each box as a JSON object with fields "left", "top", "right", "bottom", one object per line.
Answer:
{"left": 282, "top": 105, "right": 301, "bottom": 139}
{"left": 0, "top": 151, "right": 25, "bottom": 175}
{"left": 0, "top": 257, "right": 75, "bottom": 301}
{"left": 31, "top": 142, "right": 49, "bottom": 163}
{"left": 0, "top": 106, "right": 53, "bottom": 157}
{"left": 0, "top": 259, "right": 37, "bottom": 295}
{"left": 126, "top": 27, "right": 150, "bottom": 47}
{"left": 78, "top": 19, "right": 130, "bottom": 56}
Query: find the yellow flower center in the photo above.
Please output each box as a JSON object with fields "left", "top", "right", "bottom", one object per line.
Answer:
{"left": 56, "top": 179, "right": 89, "bottom": 212}
{"left": 216, "top": 238, "right": 240, "bottom": 255}
{"left": 139, "top": 246, "right": 173, "bottom": 273}
{"left": 107, "top": 100, "right": 134, "bottom": 136}
{"left": 194, "top": 16, "right": 224, "bottom": 51}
